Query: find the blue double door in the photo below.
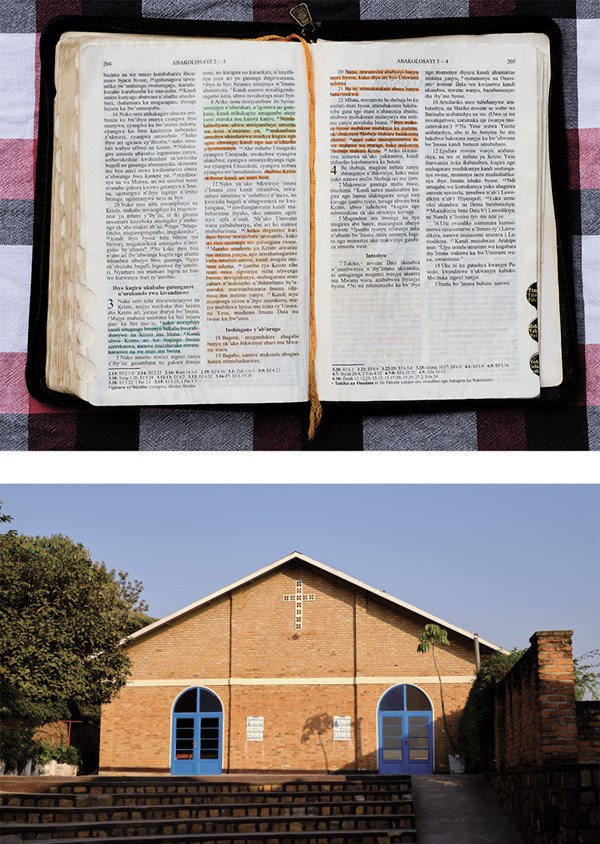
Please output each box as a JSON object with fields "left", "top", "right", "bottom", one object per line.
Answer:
{"left": 378, "top": 685, "right": 433, "bottom": 775}
{"left": 172, "top": 713, "right": 222, "bottom": 775}
{"left": 171, "top": 687, "right": 223, "bottom": 776}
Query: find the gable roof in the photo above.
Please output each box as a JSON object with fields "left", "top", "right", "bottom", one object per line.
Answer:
{"left": 126, "top": 551, "right": 506, "bottom": 652}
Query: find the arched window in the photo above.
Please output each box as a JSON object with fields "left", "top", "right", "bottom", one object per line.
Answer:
{"left": 380, "top": 684, "right": 432, "bottom": 712}
{"left": 173, "top": 687, "right": 222, "bottom": 713}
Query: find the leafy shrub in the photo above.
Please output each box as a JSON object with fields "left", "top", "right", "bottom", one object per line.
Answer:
{"left": 457, "top": 648, "right": 525, "bottom": 773}
{"left": 0, "top": 728, "right": 81, "bottom": 772}
{"left": 35, "top": 742, "right": 81, "bottom": 767}
{"left": 0, "top": 723, "right": 38, "bottom": 773}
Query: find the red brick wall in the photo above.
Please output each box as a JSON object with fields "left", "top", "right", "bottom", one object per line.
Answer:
{"left": 491, "top": 632, "right": 600, "bottom": 844}
{"left": 100, "top": 562, "right": 481, "bottom": 774}
{"left": 494, "top": 630, "right": 578, "bottom": 769}
{"left": 34, "top": 721, "right": 69, "bottom": 746}
{"left": 577, "top": 701, "right": 600, "bottom": 764}
{"left": 491, "top": 764, "right": 599, "bottom": 844}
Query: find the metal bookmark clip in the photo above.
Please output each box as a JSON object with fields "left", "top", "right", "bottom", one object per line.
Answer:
{"left": 290, "top": 3, "right": 315, "bottom": 37}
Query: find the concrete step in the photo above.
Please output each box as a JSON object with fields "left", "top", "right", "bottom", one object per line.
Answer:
{"left": 50, "top": 778, "right": 411, "bottom": 796}
{"left": 0, "top": 830, "right": 417, "bottom": 843}
{"left": 0, "top": 797, "right": 414, "bottom": 823}
{"left": 0, "top": 810, "right": 417, "bottom": 838}
{"left": 1, "top": 790, "right": 414, "bottom": 809}
{"left": 0, "top": 776, "right": 417, "bottom": 843}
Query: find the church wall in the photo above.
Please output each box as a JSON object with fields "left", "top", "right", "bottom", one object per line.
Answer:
{"left": 126, "top": 595, "right": 230, "bottom": 680}
{"left": 230, "top": 567, "right": 356, "bottom": 679}
{"left": 356, "top": 593, "right": 477, "bottom": 677}
{"left": 227, "top": 684, "right": 357, "bottom": 772}
{"left": 100, "top": 686, "right": 175, "bottom": 774}
{"left": 99, "top": 562, "right": 481, "bottom": 774}
{"left": 100, "top": 679, "right": 476, "bottom": 774}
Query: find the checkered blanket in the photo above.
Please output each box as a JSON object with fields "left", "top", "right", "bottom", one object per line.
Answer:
{"left": 1, "top": 0, "right": 598, "bottom": 451}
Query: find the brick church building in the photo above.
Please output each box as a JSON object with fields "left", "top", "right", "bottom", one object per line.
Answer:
{"left": 99, "top": 552, "right": 504, "bottom": 776}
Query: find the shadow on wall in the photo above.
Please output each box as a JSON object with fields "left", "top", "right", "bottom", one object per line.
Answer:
{"left": 300, "top": 711, "right": 378, "bottom": 772}
{"left": 300, "top": 709, "right": 459, "bottom": 774}
{"left": 301, "top": 713, "right": 333, "bottom": 772}
{"left": 301, "top": 713, "right": 375, "bottom": 773}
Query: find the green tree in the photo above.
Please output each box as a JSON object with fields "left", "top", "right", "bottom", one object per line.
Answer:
{"left": 573, "top": 650, "right": 600, "bottom": 701}
{"left": 0, "top": 511, "right": 153, "bottom": 769}
{"left": 417, "top": 623, "right": 459, "bottom": 755}
{"left": 111, "top": 568, "right": 154, "bottom": 636}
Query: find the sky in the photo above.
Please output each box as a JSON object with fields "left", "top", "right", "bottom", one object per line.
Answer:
{"left": 1, "top": 484, "right": 598, "bottom": 659}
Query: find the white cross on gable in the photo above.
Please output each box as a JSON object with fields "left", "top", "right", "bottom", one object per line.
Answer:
{"left": 282, "top": 580, "right": 316, "bottom": 630}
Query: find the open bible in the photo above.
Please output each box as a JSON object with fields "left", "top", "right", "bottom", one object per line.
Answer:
{"left": 28, "top": 15, "right": 574, "bottom": 419}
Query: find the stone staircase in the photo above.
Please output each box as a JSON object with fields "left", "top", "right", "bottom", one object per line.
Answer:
{"left": 0, "top": 776, "right": 417, "bottom": 842}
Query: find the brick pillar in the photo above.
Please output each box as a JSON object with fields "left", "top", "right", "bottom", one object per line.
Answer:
{"left": 531, "top": 630, "right": 578, "bottom": 765}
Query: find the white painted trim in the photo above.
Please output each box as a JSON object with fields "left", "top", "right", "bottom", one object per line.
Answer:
{"left": 127, "top": 675, "right": 475, "bottom": 688}
{"left": 124, "top": 552, "right": 506, "bottom": 653}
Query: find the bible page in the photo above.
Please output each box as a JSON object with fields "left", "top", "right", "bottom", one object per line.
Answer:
{"left": 313, "top": 35, "right": 548, "bottom": 402}
{"left": 73, "top": 35, "right": 310, "bottom": 405}
{"left": 527, "top": 32, "right": 562, "bottom": 388}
